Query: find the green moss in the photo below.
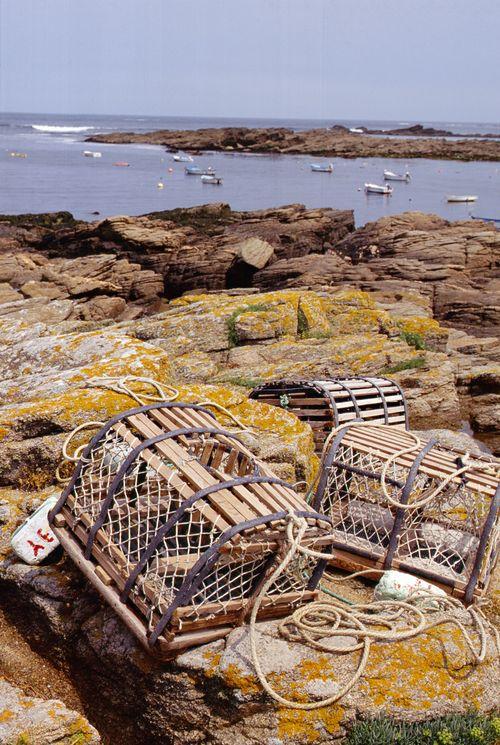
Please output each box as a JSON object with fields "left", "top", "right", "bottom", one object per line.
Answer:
{"left": 226, "top": 303, "right": 271, "bottom": 347}
{"left": 219, "top": 375, "right": 263, "bottom": 388}
{"left": 399, "top": 330, "right": 427, "bottom": 350}
{"left": 302, "top": 330, "right": 333, "bottom": 340}
{"left": 346, "top": 713, "right": 500, "bottom": 745}
{"left": 0, "top": 211, "right": 78, "bottom": 228}
{"left": 297, "top": 305, "right": 308, "bottom": 337}
{"left": 382, "top": 356, "right": 427, "bottom": 374}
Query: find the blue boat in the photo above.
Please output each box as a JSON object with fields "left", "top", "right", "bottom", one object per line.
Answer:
{"left": 471, "top": 215, "right": 500, "bottom": 224}
{"left": 310, "top": 163, "right": 333, "bottom": 173}
{"left": 185, "top": 165, "right": 215, "bottom": 176}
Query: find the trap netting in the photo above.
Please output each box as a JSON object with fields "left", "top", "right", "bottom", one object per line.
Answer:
{"left": 312, "top": 423, "right": 499, "bottom": 602}
{"left": 250, "top": 377, "right": 408, "bottom": 454}
{"left": 50, "top": 402, "right": 332, "bottom": 656}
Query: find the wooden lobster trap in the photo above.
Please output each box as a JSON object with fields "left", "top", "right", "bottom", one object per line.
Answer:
{"left": 311, "top": 423, "right": 499, "bottom": 602}
{"left": 250, "top": 377, "right": 408, "bottom": 453}
{"left": 49, "top": 402, "right": 332, "bottom": 657}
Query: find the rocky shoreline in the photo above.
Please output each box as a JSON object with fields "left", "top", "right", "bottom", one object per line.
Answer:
{"left": 87, "top": 126, "right": 500, "bottom": 161}
{"left": 0, "top": 204, "right": 498, "bottom": 743}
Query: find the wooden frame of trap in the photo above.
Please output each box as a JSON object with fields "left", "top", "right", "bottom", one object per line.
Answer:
{"left": 250, "top": 377, "right": 408, "bottom": 454}
{"left": 49, "top": 402, "right": 332, "bottom": 657}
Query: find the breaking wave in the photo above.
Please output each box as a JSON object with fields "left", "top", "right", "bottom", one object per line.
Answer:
{"left": 31, "top": 124, "right": 95, "bottom": 133}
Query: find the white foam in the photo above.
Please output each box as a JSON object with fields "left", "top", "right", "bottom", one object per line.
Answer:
{"left": 31, "top": 124, "right": 95, "bottom": 133}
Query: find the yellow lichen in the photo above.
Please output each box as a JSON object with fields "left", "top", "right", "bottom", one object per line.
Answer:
{"left": 364, "top": 626, "right": 488, "bottom": 711}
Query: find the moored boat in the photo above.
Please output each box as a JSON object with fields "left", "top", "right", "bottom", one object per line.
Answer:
{"left": 83, "top": 150, "right": 102, "bottom": 158}
{"left": 447, "top": 195, "right": 478, "bottom": 203}
{"left": 112, "top": 161, "right": 130, "bottom": 167}
{"left": 172, "top": 153, "right": 194, "bottom": 162}
{"left": 310, "top": 163, "right": 333, "bottom": 172}
{"left": 185, "top": 165, "right": 215, "bottom": 175}
{"left": 383, "top": 169, "right": 410, "bottom": 182}
{"left": 9, "top": 152, "right": 27, "bottom": 158}
{"left": 471, "top": 215, "right": 500, "bottom": 224}
{"left": 201, "top": 175, "right": 223, "bottom": 184}
{"left": 365, "top": 182, "right": 393, "bottom": 195}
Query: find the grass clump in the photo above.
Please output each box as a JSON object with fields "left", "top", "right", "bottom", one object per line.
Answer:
{"left": 346, "top": 713, "right": 500, "bottom": 745}
{"left": 382, "top": 356, "right": 426, "bottom": 374}
{"left": 399, "top": 330, "right": 427, "bottom": 350}
{"left": 226, "top": 303, "right": 271, "bottom": 347}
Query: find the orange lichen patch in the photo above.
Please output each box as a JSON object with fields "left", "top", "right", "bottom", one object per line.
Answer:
{"left": 298, "top": 296, "right": 331, "bottom": 336}
{"left": 202, "top": 650, "right": 222, "bottom": 678}
{"left": 0, "top": 709, "right": 14, "bottom": 722}
{"left": 296, "top": 656, "right": 338, "bottom": 683}
{"left": 364, "top": 626, "right": 489, "bottom": 711}
{"left": 68, "top": 715, "right": 97, "bottom": 742}
{"left": 219, "top": 663, "right": 260, "bottom": 696}
{"left": 396, "top": 316, "right": 446, "bottom": 338}
{"left": 277, "top": 703, "right": 345, "bottom": 742}
{"left": 328, "top": 289, "right": 376, "bottom": 311}
{"left": 331, "top": 308, "right": 386, "bottom": 335}
{"left": 0, "top": 388, "right": 128, "bottom": 440}
{"left": 174, "top": 383, "right": 318, "bottom": 484}
{"left": 19, "top": 699, "right": 35, "bottom": 709}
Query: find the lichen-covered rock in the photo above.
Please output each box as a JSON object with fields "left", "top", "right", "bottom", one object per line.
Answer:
{"left": 1, "top": 560, "right": 498, "bottom": 745}
{"left": 0, "top": 678, "right": 100, "bottom": 744}
{"left": 255, "top": 212, "right": 500, "bottom": 337}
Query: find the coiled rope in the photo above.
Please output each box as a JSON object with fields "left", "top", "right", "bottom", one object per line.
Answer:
{"left": 249, "top": 513, "right": 499, "bottom": 710}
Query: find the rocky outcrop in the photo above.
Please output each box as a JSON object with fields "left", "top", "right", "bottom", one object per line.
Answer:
{"left": 0, "top": 209, "right": 498, "bottom": 743}
{"left": 4, "top": 208, "right": 497, "bottom": 338}
{"left": 87, "top": 126, "right": 500, "bottom": 161}
{"left": 255, "top": 212, "right": 500, "bottom": 337}
{"left": 0, "top": 249, "right": 164, "bottom": 324}
{"left": 1, "top": 552, "right": 498, "bottom": 745}
{"left": 37, "top": 204, "right": 354, "bottom": 297}
{"left": 0, "top": 678, "right": 100, "bottom": 744}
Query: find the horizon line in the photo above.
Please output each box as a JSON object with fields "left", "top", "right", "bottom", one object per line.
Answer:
{"left": 1, "top": 111, "right": 499, "bottom": 127}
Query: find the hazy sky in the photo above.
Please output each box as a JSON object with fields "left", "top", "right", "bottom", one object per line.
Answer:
{"left": 0, "top": 0, "right": 499, "bottom": 122}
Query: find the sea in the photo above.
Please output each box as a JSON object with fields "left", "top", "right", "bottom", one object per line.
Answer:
{"left": 1, "top": 112, "right": 499, "bottom": 226}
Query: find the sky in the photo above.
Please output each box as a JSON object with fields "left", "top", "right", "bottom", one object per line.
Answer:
{"left": 0, "top": 0, "right": 499, "bottom": 122}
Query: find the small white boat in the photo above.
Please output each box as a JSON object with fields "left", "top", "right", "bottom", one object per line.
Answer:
{"left": 365, "top": 183, "right": 393, "bottom": 195}
{"left": 447, "top": 195, "right": 478, "bottom": 203}
{"left": 350, "top": 128, "right": 364, "bottom": 134}
{"left": 384, "top": 169, "right": 410, "bottom": 182}
{"left": 157, "top": 181, "right": 164, "bottom": 189}
{"left": 185, "top": 165, "right": 215, "bottom": 176}
{"left": 173, "top": 153, "right": 194, "bottom": 162}
{"left": 311, "top": 163, "right": 333, "bottom": 173}
{"left": 83, "top": 150, "right": 102, "bottom": 158}
{"left": 201, "top": 175, "right": 223, "bottom": 184}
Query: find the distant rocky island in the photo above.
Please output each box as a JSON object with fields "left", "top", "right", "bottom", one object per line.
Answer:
{"left": 88, "top": 124, "right": 500, "bottom": 161}
{"left": 342, "top": 123, "right": 500, "bottom": 138}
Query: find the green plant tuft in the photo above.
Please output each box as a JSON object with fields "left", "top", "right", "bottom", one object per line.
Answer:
{"left": 382, "top": 356, "right": 426, "bottom": 374}
{"left": 226, "top": 303, "right": 271, "bottom": 347}
{"left": 399, "top": 330, "right": 427, "bottom": 350}
{"left": 346, "top": 713, "right": 500, "bottom": 745}
{"left": 297, "top": 306, "right": 308, "bottom": 337}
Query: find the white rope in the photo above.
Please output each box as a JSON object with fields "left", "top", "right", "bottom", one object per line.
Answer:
{"left": 249, "top": 513, "right": 498, "bottom": 710}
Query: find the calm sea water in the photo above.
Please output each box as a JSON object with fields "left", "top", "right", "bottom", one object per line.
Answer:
{"left": 1, "top": 112, "right": 499, "bottom": 225}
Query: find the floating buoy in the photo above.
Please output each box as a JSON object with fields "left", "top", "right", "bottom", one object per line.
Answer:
{"left": 168, "top": 167, "right": 173, "bottom": 173}
{"left": 157, "top": 181, "right": 164, "bottom": 189}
